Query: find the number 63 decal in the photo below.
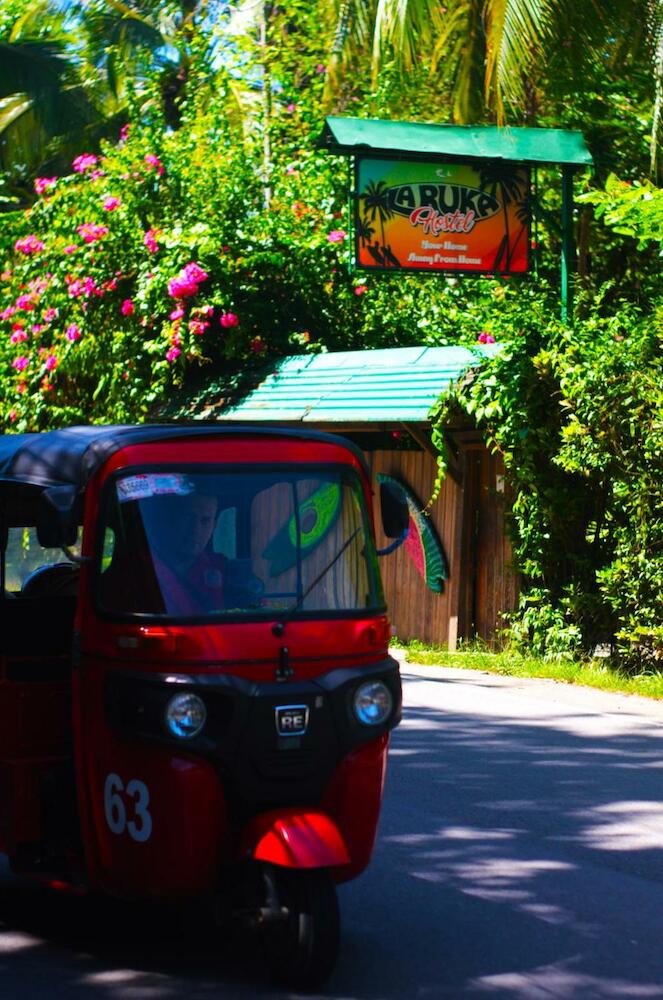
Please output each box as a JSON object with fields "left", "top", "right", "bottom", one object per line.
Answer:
{"left": 104, "top": 773, "right": 153, "bottom": 842}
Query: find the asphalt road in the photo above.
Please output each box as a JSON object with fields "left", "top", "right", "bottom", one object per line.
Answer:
{"left": 2, "top": 663, "right": 663, "bottom": 999}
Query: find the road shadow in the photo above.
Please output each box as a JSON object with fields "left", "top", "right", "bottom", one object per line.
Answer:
{"left": 336, "top": 684, "right": 663, "bottom": 998}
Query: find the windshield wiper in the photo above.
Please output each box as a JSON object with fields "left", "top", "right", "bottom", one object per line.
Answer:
{"left": 272, "top": 528, "right": 360, "bottom": 638}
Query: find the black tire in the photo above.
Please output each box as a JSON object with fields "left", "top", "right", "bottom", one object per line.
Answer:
{"left": 261, "top": 866, "right": 340, "bottom": 991}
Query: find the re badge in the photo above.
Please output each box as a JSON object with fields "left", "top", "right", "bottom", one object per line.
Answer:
{"left": 275, "top": 704, "right": 309, "bottom": 737}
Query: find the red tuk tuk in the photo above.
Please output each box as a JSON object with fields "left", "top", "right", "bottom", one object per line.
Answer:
{"left": 0, "top": 425, "right": 402, "bottom": 989}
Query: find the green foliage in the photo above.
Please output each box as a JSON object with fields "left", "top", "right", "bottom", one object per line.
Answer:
{"left": 577, "top": 175, "right": 663, "bottom": 248}
{"left": 431, "top": 296, "right": 663, "bottom": 669}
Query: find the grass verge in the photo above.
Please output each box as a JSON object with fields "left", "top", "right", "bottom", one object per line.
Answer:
{"left": 396, "top": 641, "right": 663, "bottom": 701}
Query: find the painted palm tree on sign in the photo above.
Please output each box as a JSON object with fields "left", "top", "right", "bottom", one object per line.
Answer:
{"left": 355, "top": 215, "right": 376, "bottom": 248}
{"left": 361, "top": 178, "right": 398, "bottom": 266}
{"left": 479, "top": 163, "right": 528, "bottom": 272}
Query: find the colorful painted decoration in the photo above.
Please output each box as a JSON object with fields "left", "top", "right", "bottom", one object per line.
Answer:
{"left": 263, "top": 480, "right": 342, "bottom": 575}
{"left": 377, "top": 474, "right": 448, "bottom": 592}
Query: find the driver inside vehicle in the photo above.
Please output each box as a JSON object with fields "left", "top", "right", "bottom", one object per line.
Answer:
{"left": 144, "top": 491, "right": 225, "bottom": 615}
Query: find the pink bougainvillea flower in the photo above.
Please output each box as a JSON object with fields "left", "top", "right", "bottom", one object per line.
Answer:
{"left": 286, "top": 103, "right": 296, "bottom": 113}
{"left": 477, "top": 331, "right": 496, "bottom": 344}
{"left": 44, "top": 354, "right": 58, "bottom": 371}
{"left": 183, "top": 262, "right": 208, "bottom": 284}
{"left": 102, "top": 196, "right": 121, "bottom": 211}
{"left": 119, "top": 123, "right": 130, "bottom": 143}
{"left": 189, "top": 319, "right": 209, "bottom": 336}
{"left": 72, "top": 153, "right": 98, "bottom": 173}
{"left": 43, "top": 308, "right": 58, "bottom": 322}
{"left": 354, "top": 284, "right": 368, "bottom": 296}
{"left": 167, "top": 262, "right": 208, "bottom": 299}
{"left": 219, "top": 311, "right": 239, "bottom": 328}
{"left": 0, "top": 306, "right": 15, "bottom": 321}
{"left": 144, "top": 154, "right": 165, "bottom": 176}
{"left": 66, "top": 323, "right": 81, "bottom": 342}
{"left": 143, "top": 228, "right": 160, "bottom": 253}
{"left": 8, "top": 409, "right": 17, "bottom": 423}
{"left": 68, "top": 276, "right": 94, "bottom": 298}
{"left": 121, "top": 298, "right": 135, "bottom": 317}
{"left": 327, "top": 229, "right": 346, "bottom": 243}
{"left": 77, "top": 223, "right": 109, "bottom": 244}
{"left": 30, "top": 324, "right": 45, "bottom": 335}
{"left": 166, "top": 346, "right": 181, "bottom": 362}
{"left": 12, "top": 356, "right": 29, "bottom": 371}
{"left": 316, "top": 63, "right": 326, "bottom": 74}
{"left": 1, "top": 270, "right": 11, "bottom": 281}
{"left": 15, "top": 234, "right": 46, "bottom": 255}
{"left": 34, "top": 176, "right": 57, "bottom": 195}
{"left": 10, "top": 329, "right": 28, "bottom": 344}
{"left": 15, "top": 295, "right": 36, "bottom": 311}
{"left": 169, "top": 306, "right": 185, "bottom": 321}
{"left": 167, "top": 275, "right": 199, "bottom": 299}
{"left": 63, "top": 244, "right": 78, "bottom": 255}
{"left": 29, "top": 275, "right": 50, "bottom": 294}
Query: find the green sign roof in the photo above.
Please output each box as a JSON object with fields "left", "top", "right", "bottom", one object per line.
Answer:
{"left": 321, "top": 117, "right": 593, "bottom": 167}
{"left": 179, "top": 345, "right": 500, "bottom": 424}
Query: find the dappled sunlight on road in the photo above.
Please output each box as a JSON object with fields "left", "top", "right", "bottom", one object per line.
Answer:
{"left": 350, "top": 668, "right": 663, "bottom": 996}
{"left": 572, "top": 800, "right": 663, "bottom": 851}
{"left": 469, "top": 961, "right": 663, "bottom": 998}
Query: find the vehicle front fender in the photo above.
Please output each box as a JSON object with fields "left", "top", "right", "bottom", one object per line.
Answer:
{"left": 240, "top": 808, "right": 350, "bottom": 869}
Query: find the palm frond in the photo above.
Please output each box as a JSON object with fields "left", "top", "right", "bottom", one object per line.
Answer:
{"left": 0, "top": 94, "right": 32, "bottom": 134}
{"left": 373, "top": 0, "right": 445, "bottom": 72}
{"left": 484, "top": 0, "right": 554, "bottom": 121}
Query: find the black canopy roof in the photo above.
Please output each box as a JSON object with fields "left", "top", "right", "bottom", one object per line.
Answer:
{"left": 0, "top": 424, "right": 368, "bottom": 491}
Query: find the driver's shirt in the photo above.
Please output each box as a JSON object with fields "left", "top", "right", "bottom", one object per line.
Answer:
{"left": 153, "top": 550, "right": 225, "bottom": 615}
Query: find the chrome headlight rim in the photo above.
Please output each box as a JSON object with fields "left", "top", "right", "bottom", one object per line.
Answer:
{"left": 164, "top": 691, "right": 207, "bottom": 740}
{"left": 352, "top": 679, "right": 393, "bottom": 727}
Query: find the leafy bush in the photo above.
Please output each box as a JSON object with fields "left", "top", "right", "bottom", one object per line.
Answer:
{"left": 431, "top": 299, "right": 663, "bottom": 668}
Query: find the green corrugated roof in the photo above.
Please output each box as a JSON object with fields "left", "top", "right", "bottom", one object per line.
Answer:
{"left": 321, "top": 117, "right": 593, "bottom": 167}
{"left": 189, "top": 345, "right": 500, "bottom": 424}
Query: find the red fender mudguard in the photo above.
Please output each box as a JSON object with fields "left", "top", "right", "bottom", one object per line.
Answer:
{"left": 240, "top": 808, "right": 351, "bottom": 869}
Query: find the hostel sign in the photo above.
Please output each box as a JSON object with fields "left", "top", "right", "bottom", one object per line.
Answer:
{"left": 321, "top": 117, "right": 593, "bottom": 318}
{"left": 356, "top": 158, "right": 530, "bottom": 275}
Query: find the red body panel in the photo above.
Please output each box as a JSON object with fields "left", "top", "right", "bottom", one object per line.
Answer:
{"left": 322, "top": 734, "right": 390, "bottom": 882}
{"left": 240, "top": 809, "right": 351, "bottom": 869}
{"left": 74, "top": 654, "right": 227, "bottom": 897}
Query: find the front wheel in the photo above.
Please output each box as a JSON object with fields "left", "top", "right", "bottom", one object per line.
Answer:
{"left": 261, "top": 865, "right": 340, "bottom": 991}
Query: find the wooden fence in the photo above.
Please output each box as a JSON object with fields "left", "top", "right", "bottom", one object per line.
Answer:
{"left": 365, "top": 442, "right": 518, "bottom": 648}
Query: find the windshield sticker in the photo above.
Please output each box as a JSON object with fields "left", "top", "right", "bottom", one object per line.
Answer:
{"left": 263, "top": 481, "right": 342, "bottom": 575}
{"left": 117, "top": 474, "right": 194, "bottom": 503}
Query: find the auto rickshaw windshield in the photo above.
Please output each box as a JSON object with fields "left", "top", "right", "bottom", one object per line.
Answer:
{"left": 96, "top": 467, "right": 384, "bottom": 619}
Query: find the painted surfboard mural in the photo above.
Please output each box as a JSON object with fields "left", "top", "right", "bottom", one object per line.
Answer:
{"left": 263, "top": 480, "right": 342, "bottom": 575}
{"left": 377, "top": 473, "right": 448, "bottom": 593}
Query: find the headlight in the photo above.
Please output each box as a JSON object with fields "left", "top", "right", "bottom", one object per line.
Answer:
{"left": 353, "top": 680, "right": 393, "bottom": 727}
{"left": 165, "top": 692, "right": 206, "bottom": 739}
